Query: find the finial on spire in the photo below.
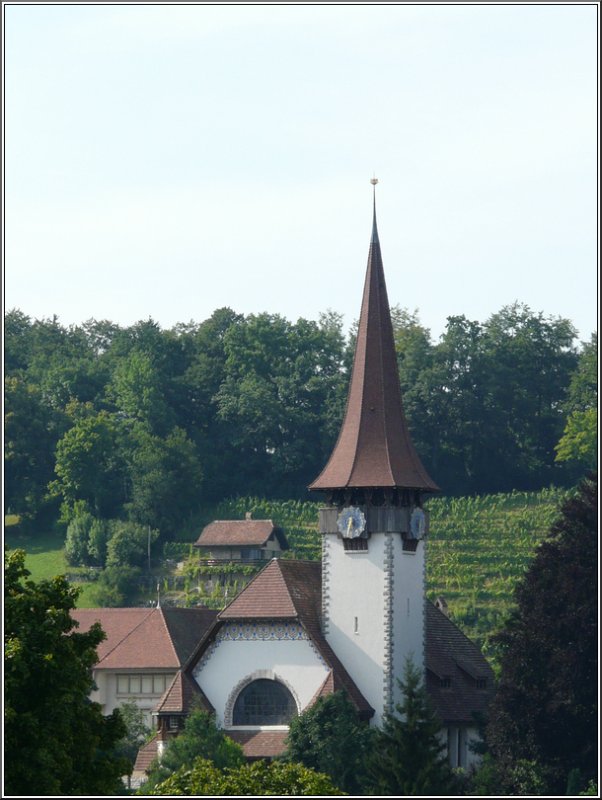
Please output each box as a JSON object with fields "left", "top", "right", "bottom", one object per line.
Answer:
{"left": 370, "top": 177, "right": 379, "bottom": 244}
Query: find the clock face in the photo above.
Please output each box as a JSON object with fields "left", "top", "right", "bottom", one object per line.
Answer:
{"left": 337, "top": 506, "right": 366, "bottom": 539}
{"left": 410, "top": 507, "right": 426, "bottom": 539}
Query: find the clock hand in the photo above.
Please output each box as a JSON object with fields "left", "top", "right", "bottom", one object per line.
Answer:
{"left": 347, "top": 516, "right": 354, "bottom": 535}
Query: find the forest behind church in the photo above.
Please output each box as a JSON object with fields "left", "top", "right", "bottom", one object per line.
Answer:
{"left": 5, "top": 302, "right": 596, "bottom": 539}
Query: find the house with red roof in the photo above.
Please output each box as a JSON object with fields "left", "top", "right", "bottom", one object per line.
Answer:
{"left": 193, "top": 514, "right": 288, "bottom": 562}
{"left": 71, "top": 607, "right": 216, "bottom": 729}
{"left": 77, "top": 188, "right": 494, "bottom": 783}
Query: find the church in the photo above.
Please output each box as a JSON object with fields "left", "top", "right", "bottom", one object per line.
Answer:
{"left": 73, "top": 188, "right": 494, "bottom": 783}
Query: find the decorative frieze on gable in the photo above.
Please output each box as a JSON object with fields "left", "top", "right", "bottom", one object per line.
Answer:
{"left": 217, "top": 621, "right": 308, "bottom": 642}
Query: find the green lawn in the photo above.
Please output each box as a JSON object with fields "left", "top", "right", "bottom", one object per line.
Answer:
{"left": 3, "top": 523, "right": 98, "bottom": 607}
{"left": 4, "top": 524, "right": 68, "bottom": 582}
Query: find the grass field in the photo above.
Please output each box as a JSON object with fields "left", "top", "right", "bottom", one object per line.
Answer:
{"left": 4, "top": 524, "right": 69, "bottom": 581}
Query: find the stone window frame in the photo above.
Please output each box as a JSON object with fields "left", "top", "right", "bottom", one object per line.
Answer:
{"left": 224, "top": 669, "right": 300, "bottom": 729}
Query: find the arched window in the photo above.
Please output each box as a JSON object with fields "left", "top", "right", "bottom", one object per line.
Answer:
{"left": 232, "top": 679, "right": 297, "bottom": 726}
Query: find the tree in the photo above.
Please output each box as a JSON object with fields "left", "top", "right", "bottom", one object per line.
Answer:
{"left": 113, "top": 700, "right": 152, "bottom": 787}
{"left": 365, "top": 658, "right": 457, "bottom": 796}
{"left": 285, "top": 690, "right": 375, "bottom": 794}
{"left": 556, "top": 333, "right": 598, "bottom": 472}
{"left": 142, "top": 709, "right": 245, "bottom": 790}
{"left": 145, "top": 757, "right": 346, "bottom": 796}
{"left": 65, "top": 507, "right": 95, "bottom": 565}
{"left": 486, "top": 473, "right": 598, "bottom": 795}
{"left": 89, "top": 565, "right": 143, "bottom": 607}
{"left": 109, "top": 347, "right": 175, "bottom": 435}
{"left": 125, "top": 425, "right": 203, "bottom": 536}
{"left": 50, "top": 410, "right": 127, "bottom": 520}
{"left": 4, "top": 375, "right": 64, "bottom": 518}
{"left": 106, "top": 520, "right": 159, "bottom": 569}
{"left": 215, "top": 312, "right": 345, "bottom": 498}
{"left": 4, "top": 548, "right": 128, "bottom": 795}
{"left": 88, "top": 516, "right": 110, "bottom": 567}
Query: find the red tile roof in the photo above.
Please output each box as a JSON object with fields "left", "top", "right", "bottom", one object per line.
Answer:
{"left": 133, "top": 735, "right": 159, "bottom": 773}
{"left": 226, "top": 729, "right": 289, "bottom": 760}
{"left": 155, "top": 671, "right": 214, "bottom": 715}
{"left": 194, "top": 519, "right": 287, "bottom": 549}
{"left": 309, "top": 206, "right": 438, "bottom": 493}
{"left": 71, "top": 607, "right": 217, "bottom": 670}
{"left": 219, "top": 558, "right": 298, "bottom": 619}
{"left": 425, "top": 601, "right": 495, "bottom": 724}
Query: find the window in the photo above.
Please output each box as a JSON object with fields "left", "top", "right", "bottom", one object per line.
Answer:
{"left": 233, "top": 679, "right": 297, "bottom": 726}
{"left": 116, "top": 673, "right": 174, "bottom": 695}
{"left": 476, "top": 678, "right": 488, "bottom": 690}
{"left": 343, "top": 538, "right": 368, "bottom": 551}
{"left": 440, "top": 676, "right": 452, "bottom": 689}
{"left": 242, "top": 548, "right": 262, "bottom": 561}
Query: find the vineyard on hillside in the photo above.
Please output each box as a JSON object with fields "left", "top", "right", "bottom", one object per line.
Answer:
{"left": 189, "top": 488, "right": 569, "bottom": 664}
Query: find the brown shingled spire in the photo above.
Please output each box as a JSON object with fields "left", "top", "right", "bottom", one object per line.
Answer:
{"left": 309, "top": 185, "right": 439, "bottom": 496}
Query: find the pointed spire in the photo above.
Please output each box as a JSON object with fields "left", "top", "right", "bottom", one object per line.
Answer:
{"left": 309, "top": 181, "right": 439, "bottom": 495}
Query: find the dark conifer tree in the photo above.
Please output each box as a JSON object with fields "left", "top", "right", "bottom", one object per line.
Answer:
{"left": 366, "top": 658, "right": 458, "bottom": 796}
{"left": 487, "top": 473, "right": 598, "bottom": 794}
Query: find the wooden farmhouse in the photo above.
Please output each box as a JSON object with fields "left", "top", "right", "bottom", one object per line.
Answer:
{"left": 193, "top": 515, "right": 288, "bottom": 562}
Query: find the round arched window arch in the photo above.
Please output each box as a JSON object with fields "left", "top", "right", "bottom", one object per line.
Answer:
{"left": 232, "top": 679, "right": 297, "bottom": 726}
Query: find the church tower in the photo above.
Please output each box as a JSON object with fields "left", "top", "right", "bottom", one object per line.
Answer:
{"left": 309, "top": 182, "right": 439, "bottom": 725}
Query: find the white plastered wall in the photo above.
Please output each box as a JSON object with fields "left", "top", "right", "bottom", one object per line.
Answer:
{"left": 193, "top": 623, "right": 330, "bottom": 728}
{"left": 90, "top": 670, "right": 176, "bottom": 727}
{"left": 324, "top": 531, "right": 425, "bottom": 726}
{"left": 324, "top": 534, "right": 387, "bottom": 724}
{"left": 391, "top": 535, "right": 426, "bottom": 710}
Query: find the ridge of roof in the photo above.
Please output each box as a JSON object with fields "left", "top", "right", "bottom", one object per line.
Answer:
{"left": 72, "top": 607, "right": 155, "bottom": 666}
{"left": 150, "top": 607, "right": 179, "bottom": 666}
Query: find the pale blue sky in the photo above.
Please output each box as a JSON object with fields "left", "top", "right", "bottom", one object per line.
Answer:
{"left": 4, "top": 3, "right": 598, "bottom": 342}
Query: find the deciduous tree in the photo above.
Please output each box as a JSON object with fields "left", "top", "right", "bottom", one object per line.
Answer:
{"left": 145, "top": 757, "right": 345, "bottom": 796}
{"left": 4, "top": 548, "right": 128, "bottom": 795}
{"left": 285, "top": 690, "right": 375, "bottom": 794}
{"left": 142, "top": 709, "right": 244, "bottom": 790}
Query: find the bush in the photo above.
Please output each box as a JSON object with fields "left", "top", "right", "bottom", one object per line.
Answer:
{"left": 65, "top": 511, "right": 95, "bottom": 566}
{"left": 142, "top": 710, "right": 244, "bottom": 791}
{"left": 106, "top": 521, "right": 159, "bottom": 569}
{"left": 89, "top": 566, "right": 142, "bottom": 607}
{"left": 146, "top": 758, "right": 346, "bottom": 796}
{"left": 88, "top": 518, "right": 110, "bottom": 567}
